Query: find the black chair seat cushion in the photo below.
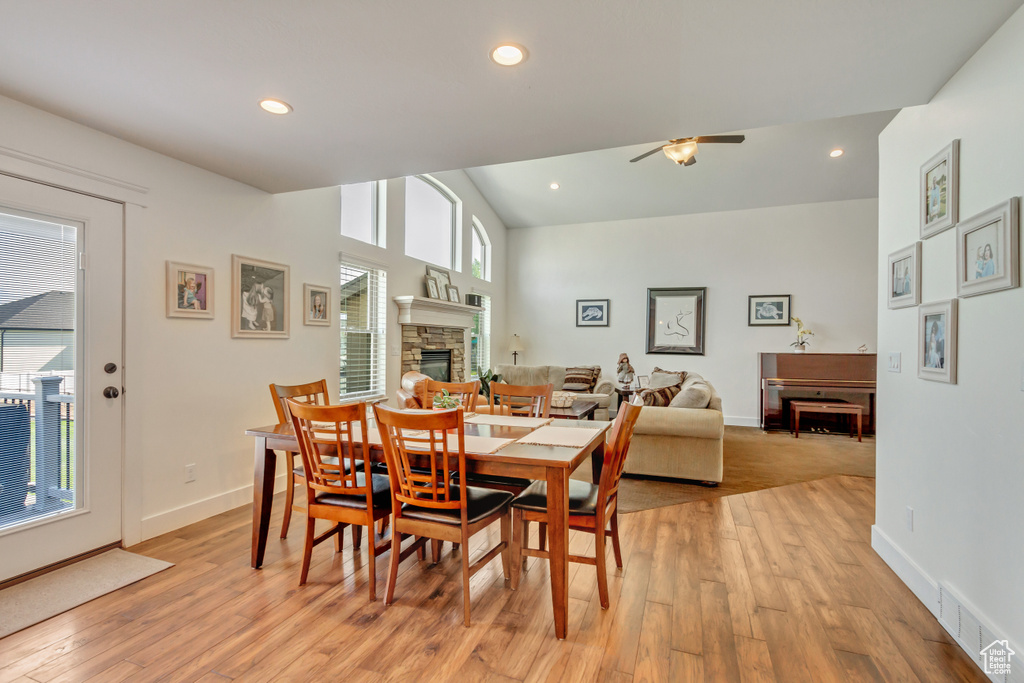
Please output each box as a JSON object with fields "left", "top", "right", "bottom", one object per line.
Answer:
{"left": 450, "top": 471, "right": 530, "bottom": 491}
{"left": 314, "top": 472, "right": 391, "bottom": 509}
{"left": 401, "top": 486, "right": 513, "bottom": 525}
{"left": 371, "top": 461, "right": 432, "bottom": 476}
{"left": 294, "top": 456, "right": 363, "bottom": 478}
{"left": 511, "top": 479, "right": 601, "bottom": 516}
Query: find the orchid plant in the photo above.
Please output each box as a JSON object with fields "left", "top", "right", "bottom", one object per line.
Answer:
{"left": 790, "top": 316, "right": 815, "bottom": 349}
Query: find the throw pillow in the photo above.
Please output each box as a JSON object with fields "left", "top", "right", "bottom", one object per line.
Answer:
{"left": 564, "top": 366, "right": 598, "bottom": 392}
{"left": 639, "top": 383, "right": 681, "bottom": 406}
{"left": 668, "top": 380, "right": 712, "bottom": 409}
{"left": 650, "top": 367, "right": 686, "bottom": 389}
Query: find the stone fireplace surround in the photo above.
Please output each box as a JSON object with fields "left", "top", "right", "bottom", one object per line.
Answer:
{"left": 401, "top": 326, "right": 465, "bottom": 381}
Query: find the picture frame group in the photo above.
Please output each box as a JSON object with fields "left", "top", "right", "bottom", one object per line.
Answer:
{"left": 424, "top": 265, "right": 462, "bottom": 303}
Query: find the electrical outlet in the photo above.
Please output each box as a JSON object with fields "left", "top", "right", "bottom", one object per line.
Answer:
{"left": 185, "top": 464, "right": 197, "bottom": 483}
{"left": 888, "top": 352, "right": 901, "bottom": 373}
{"left": 905, "top": 506, "right": 914, "bottom": 532}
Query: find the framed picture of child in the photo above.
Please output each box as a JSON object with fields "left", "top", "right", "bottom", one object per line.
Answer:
{"left": 920, "top": 140, "right": 959, "bottom": 239}
{"left": 918, "top": 299, "right": 957, "bottom": 384}
{"left": 886, "top": 242, "right": 921, "bottom": 309}
{"left": 955, "top": 197, "right": 1019, "bottom": 298}
{"left": 166, "top": 261, "right": 214, "bottom": 319}
{"left": 231, "top": 254, "right": 290, "bottom": 339}
{"left": 303, "top": 283, "right": 331, "bottom": 326}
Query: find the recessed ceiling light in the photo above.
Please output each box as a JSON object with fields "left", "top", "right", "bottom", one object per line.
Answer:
{"left": 549, "top": 182, "right": 560, "bottom": 190}
{"left": 829, "top": 148, "right": 844, "bottom": 158}
{"left": 491, "top": 43, "right": 527, "bottom": 66}
{"left": 259, "top": 99, "right": 293, "bottom": 115}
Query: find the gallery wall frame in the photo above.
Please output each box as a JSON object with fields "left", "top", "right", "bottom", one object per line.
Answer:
{"left": 166, "top": 261, "right": 214, "bottom": 319}
{"left": 918, "top": 299, "right": 957, "bottom": 384}
{"left": 955, "top": 197, "right": 1019, "bottom": 298}
{"left": 231, "top": 254, "right": 290, "bottom": 339}
{"left": 887, "top": 242, "right": 922, "bottom": 309}
{"left": 920, "top": 139, "right": 959, "bottom": 239}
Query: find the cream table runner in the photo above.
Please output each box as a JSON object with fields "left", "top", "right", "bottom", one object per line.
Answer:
{"left": 514, "top": 425, "right": 602, "bottom": 448}
{"left": 464, "top": 414, "right": 553, "bottom": 429}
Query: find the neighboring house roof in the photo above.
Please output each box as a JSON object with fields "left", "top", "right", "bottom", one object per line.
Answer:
{"left": 0, "top": 291, "right": 74, "bottom": 331}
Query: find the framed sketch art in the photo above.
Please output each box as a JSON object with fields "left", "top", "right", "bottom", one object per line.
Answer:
{"left": 747, "top": 295, "right": 790, "bottom": 326}
{"left": 918, "top": 299, "right": 957, "bottom": 384}
{"left": 576, "top": 299, "right": 610, "bottom": 327}
{"left": 956, "top": 197, "right": 1020, "bottom": 298}
{"left": 231, "top": 254, "right": 289, "bottom": 339}
{"left": 887, "top": 242, "right": 922, "bottom": 309}
{"left": 646, "top": 287, "right": 706, "bottom": 355}
{"left": 303, "top": 284, "right": 330, "bottom": 326}
{"left": 166, "top": 261, "right": 214, "bottom": 319}
{"left": 920, "top": 140, "right": 959, "bottom": 239}
{"left": 425, "top": 265, "right": 451, "bottom": 301}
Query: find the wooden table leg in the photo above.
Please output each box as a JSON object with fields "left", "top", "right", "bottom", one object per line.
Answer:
{"left": 856, "top": 411, "right": 862, "bottom": 443}
{"left": 546, "top": 467, "right": 569, "bottom": 640}
{"left": 793, "top": 408, "right": 801, "bottom": 438}
{"left": 251, "top": 436, "right": 276, "bottom": 569}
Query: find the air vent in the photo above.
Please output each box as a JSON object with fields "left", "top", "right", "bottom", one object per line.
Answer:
{"left": 939, "top": 583, "right": 1020, "bottom": 683}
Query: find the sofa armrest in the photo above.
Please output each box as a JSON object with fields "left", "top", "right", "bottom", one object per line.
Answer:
{"left": 395, "top": 388, "right": 421, "bottom": 410}
{"left": 593, "top": 377, "right": 615, "bottom": 395}
{"left": 634, "top": 406, "right": 724, "bottom": 440}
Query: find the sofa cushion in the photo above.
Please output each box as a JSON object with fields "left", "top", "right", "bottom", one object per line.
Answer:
{"left": 669, "top": 379, "right": 712, "bottom": 409}
{"left": 639, "top": 384, "right": 681, "bottom": 406}
{"left": 497, "top": 364, "right": 564, "bottom": 388}
{"left": 650, "top": 367, "right": 687, "bottom": 389}
{"left": 563, "top": 366, "right": 599, "bottom": 392}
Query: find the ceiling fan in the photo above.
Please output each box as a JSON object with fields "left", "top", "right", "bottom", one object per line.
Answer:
{"left": 629, "top": 134, "right": 745, "bottom": 166}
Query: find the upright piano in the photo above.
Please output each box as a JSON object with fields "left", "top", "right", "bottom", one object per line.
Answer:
{"left": 759, "top": 352, "right": 877, "bottom": 433}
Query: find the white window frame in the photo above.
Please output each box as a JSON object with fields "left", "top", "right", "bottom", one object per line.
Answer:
{"left": 404, "top": 174, "right": 462, "bottom": 271}
{"left": 471, "top": 216, "right": 491, "bottom": 282}
{"left": 470, "top": 295, "right": 491, "bottom": 379}
{"left": 340, "top": 181, "right": 386, "bottom": 248}
{"left": 339, "top": 256, "right": 387, "bottom": 400}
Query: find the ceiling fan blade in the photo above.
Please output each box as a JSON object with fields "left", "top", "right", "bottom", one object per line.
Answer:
{"left": 683, "top": 156, "right": 698, "bottom": 167}
{"left": 694, "top": 135, "right": 745, "bottom": 144}
{"left": 629, "top": 145, "right": 667, "bottom": 163}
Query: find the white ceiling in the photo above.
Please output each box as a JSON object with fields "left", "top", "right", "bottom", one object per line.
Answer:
{"left": 465, "top": 110, "right": 898, "bottom": 228}
{"left": 0, "top": 1, "right": 1020, "bottom": 194}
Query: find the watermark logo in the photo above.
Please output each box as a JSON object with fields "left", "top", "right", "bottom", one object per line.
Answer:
{"left": 981, "top": 640, "right": 1014, "bottom": 676}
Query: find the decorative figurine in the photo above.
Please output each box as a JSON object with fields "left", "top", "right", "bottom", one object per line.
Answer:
{"left": 616, "top": 353, "right": 635, "bottom": 385}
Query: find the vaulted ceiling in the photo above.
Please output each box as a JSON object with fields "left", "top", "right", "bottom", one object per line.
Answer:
{"left": 1, "top": 1, "right": 1020, "bottom": 195}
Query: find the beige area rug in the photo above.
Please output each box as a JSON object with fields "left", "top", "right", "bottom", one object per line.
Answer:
{"left": 572, "top": 425, "right": 876, "bottom": 514}
{"left": 0, "top": 549, "right": 173, "bottom": 638}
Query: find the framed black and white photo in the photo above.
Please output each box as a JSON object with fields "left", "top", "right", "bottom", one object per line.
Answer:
{"left": 887, "top": 242, "right": 922, "bottom": 309}
{"left": 646, "top": 287, "right": 706, "bottom": 355}
{"left": 636, "top": 375, "right": 650, "bottom": 389}
{"left": 918, "top": 299, "right": 957, "bottom": 384}
{"left": 231, "top": 254, "right": 289, "bottom": 339}
{"left": 920, "top": 140, "right": 959, "bottom": 239}
{"left": 576, "top": 299, "right": 609, "bottom": 327}
{"left": 425, "top": 276, "right": 442, "bottom": 299}
{"left": 446, "top": 284, "right": 461, "bottom": 303}
{"left": 747, "top": 295, "right": 791, "bottom": 326}
{"left": 425, "top": 265, "right": 451, "bottom": 301}
{"left": 166, "top": 261, "right": 214, "bottom": 319}
{"left": 956, "top": 197, "right": 1019, "bottom": 298}
{"left": 303, "top": 283, "right": 330, "bottom": 326}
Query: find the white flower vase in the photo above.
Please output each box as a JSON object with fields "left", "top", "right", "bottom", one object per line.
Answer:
{"left": 793, "top": 344, "right": 807, "bottom": 353}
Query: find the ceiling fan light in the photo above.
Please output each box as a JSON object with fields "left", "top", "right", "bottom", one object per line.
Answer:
{"left": 663, "top": 140, "right": 698, "bottom": 164}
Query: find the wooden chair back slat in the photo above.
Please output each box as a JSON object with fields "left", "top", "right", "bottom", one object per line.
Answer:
{"left": 424, "top": 379, "right": 481, "bottom": 412}
{"left": 287, "top": 400, "right": 370, "bottom": 501}
{"left": 373, "top": 405, "right": 466, "bottom": 514}
{"left": 270, "top": 379, "right": 330, "bottom": 423}
{"left": 597, "top": 401, "right": 643, "bottom": 506}
{"left": 489, "top": 382, "right": 553, "bottom": 418}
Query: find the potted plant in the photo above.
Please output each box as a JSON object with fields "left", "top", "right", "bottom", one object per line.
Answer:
{"left": 790, "top": 317, "right": 815, "bottom": 353}
{"left": 479, "top": 369, "right": 503, "bottom": 401}
{"left": 432, "top": 388, "right": 462, "bottom": 410}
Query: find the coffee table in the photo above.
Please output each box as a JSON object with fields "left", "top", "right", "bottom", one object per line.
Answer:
{"left": 548, "top": 399, "right": 599, "bottom": 420}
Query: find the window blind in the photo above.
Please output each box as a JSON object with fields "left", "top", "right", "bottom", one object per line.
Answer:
{"left": 470, "top": 295, "right": 491, "bottom": 379}
{"left": 339, "top": 260, "right": 387, "bottom": 399}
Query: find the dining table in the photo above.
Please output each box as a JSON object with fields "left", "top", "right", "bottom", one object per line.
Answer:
{"left": 245, "top": 413, "right": 611, "bottom": 640}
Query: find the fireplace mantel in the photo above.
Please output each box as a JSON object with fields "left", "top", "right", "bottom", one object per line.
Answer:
{"left": 393, "top": 296, "right": 481, "bottom": 328}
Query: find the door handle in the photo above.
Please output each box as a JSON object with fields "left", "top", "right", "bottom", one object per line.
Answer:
{"left": 103, "top": 386, "right": 120, "bottom": 399}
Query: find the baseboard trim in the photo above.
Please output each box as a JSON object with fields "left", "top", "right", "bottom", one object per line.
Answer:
{"left": 140, "top": 472, "right": 289, "bottom": 541}
{"left": 724, "top": 416, "right": 759, "bottom": 428}
{"left": 870, "top": 525, "right": 940, "bottom": 618}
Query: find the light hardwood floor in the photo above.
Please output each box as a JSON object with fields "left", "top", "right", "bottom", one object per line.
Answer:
{"left": 0, "top": 476, "right": 984, "bottom": 682}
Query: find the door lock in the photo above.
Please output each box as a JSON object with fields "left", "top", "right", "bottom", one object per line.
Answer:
{"left": 104, "top": 362, "right": 118, "bottom": 374}
{"left": 103, "top": 386, "right": 120, "bottom": 399}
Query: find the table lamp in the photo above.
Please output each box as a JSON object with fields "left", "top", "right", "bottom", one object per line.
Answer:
{"left": 509, "top": 334, "right": 525, "bottom": 365}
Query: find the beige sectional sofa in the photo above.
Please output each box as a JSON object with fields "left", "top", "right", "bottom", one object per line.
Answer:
{"left": 494, "top": 364, "right": 614, "bottom": 420}
{"left": 624, "top": 373, "right": 725, "bottom": 483}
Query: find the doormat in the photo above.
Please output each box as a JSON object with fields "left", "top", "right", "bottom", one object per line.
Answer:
{"left": 0, "top": 549, "right": 173, "bottom": 638}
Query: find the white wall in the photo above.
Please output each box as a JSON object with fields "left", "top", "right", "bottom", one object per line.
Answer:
{"left": 507, "top": 199, "right": 878, "bottom": 424}
{"left": 875, "top": 5, "right": 1024, "bottom": 650}
{"left": 0, "top": 94, "right": 508, "bottom": 544}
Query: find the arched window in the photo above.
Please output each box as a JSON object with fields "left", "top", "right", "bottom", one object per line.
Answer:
{"left": 405, "top": 175, "right": 460, "bottom": 269}
{"left": 471, "top": 217, "right": 490, "bottom": 281}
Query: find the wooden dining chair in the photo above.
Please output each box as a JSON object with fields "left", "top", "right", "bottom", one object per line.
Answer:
{"left": 489, "top": 382, "right": 554, "bottom": 418}
{"left": 372, "top": 403, "right": 512, "bottom": 626}
{"left": 424, "top": 378, "right": 481, "bottom": 412}
{"left": 269, "top": 380, "right": 333, "bottom": 540}
{"left": 287, "top": 399, "right": 392, "bottom": 599}
{"left": 509, "top": 400, "right": 643, "bottom": 609}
